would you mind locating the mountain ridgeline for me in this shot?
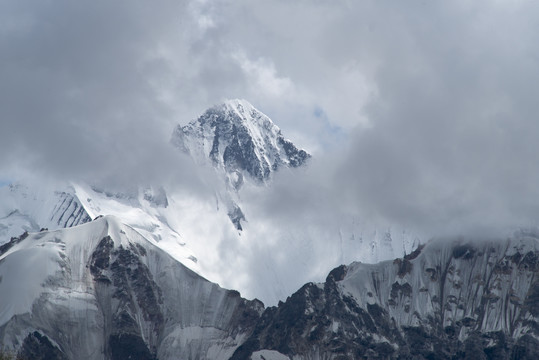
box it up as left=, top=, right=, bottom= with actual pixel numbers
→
left=0, top=100, right=538, bottom=359
left=0, top=216, right=263, bottom=360
left=233, top=235, right=539, bottom=359
left=0, top=223, right=537, bottom=359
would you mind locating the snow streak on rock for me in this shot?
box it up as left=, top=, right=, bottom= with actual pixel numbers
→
left=232, top=235, right=539, bottom=360
left=0, top=183, right=91, bottom=244
left=0, top=216, right=263, bottom=360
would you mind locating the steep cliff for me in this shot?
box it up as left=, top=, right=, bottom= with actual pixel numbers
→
left=0, top=216, right=263, bottom=360
left=233, top=235, right=539, bottom=359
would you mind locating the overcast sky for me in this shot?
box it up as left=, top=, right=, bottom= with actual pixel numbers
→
left=3, top=0, right=539, bottom=240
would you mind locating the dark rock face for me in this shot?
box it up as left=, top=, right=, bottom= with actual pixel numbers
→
left=0, top=231, right=28, bottom=257
left=45, top=219, right=263, bottom=359
left=228, top=204, right=246, bottom=231
left=232, top=237, right=539, bottom=360
left=277, top=137, right=310, bottom=169
left=18, top=331, right=67, bottom=360
left=109, top=333, right=155, bottom=360
left=232, top=279, right=402, bottom=359
left=89, top=237, right=164, bottom=359
left=221, top=121, right=268, bottom=181
left=90, top=236, right=114, bottom=282
left=50, top=191, right=91, bottom=228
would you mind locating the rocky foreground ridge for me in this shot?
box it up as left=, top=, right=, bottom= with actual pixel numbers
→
left=0, top=216, right=262, bottom=360
left=1, top=219, right=538, bottom=359
left=234, top=234, right=539, bottom=360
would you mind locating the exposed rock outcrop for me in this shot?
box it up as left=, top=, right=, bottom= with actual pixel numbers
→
left=232, top=235, right=539, bottom=359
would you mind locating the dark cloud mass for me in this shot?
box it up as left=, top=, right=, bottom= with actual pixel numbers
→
left=2, top=0, right=539, bottom=238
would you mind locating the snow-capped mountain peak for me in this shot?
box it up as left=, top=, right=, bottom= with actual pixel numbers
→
left=171, top=99, right=311, bottom=231
left=172, top=99, right=310, bottom=187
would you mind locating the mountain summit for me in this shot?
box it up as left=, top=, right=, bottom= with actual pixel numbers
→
left=172, top=99, right=310, bottom=189
left=172, top=100, right=311, bottom=231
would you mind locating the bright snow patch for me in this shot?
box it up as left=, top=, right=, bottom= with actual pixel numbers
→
left=251, top=350, right=290, bottom=360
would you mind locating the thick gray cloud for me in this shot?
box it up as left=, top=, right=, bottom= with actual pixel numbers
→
left=0, top=0, right=243, bottom=187
left=334, top=1, right=539, bottom=236
left=3, top=0, right=539, bottom=241
left=231, top=0, right=539, bottom=238
left=0, top=1, right=182, bottom=184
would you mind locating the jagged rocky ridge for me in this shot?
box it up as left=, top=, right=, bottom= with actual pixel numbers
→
left=173, top=99, right=310, bottom=186
left=233, top=234, right=539, bottom=360
left=1, top=219, right=537, bottom=359
left=0, top=184, right=91, bottom=243
left=0, top=216, right=263, bottom=360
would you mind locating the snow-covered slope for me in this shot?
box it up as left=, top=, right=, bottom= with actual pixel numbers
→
left=71, top=183, right=200, bottom=272
left=0, top=216, right=263, bottom=360
left=0, top=183, right=91, bottom=243
left=232, top=234, right=539, bottom=359
left=0, top=182, right=201, bottom=274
